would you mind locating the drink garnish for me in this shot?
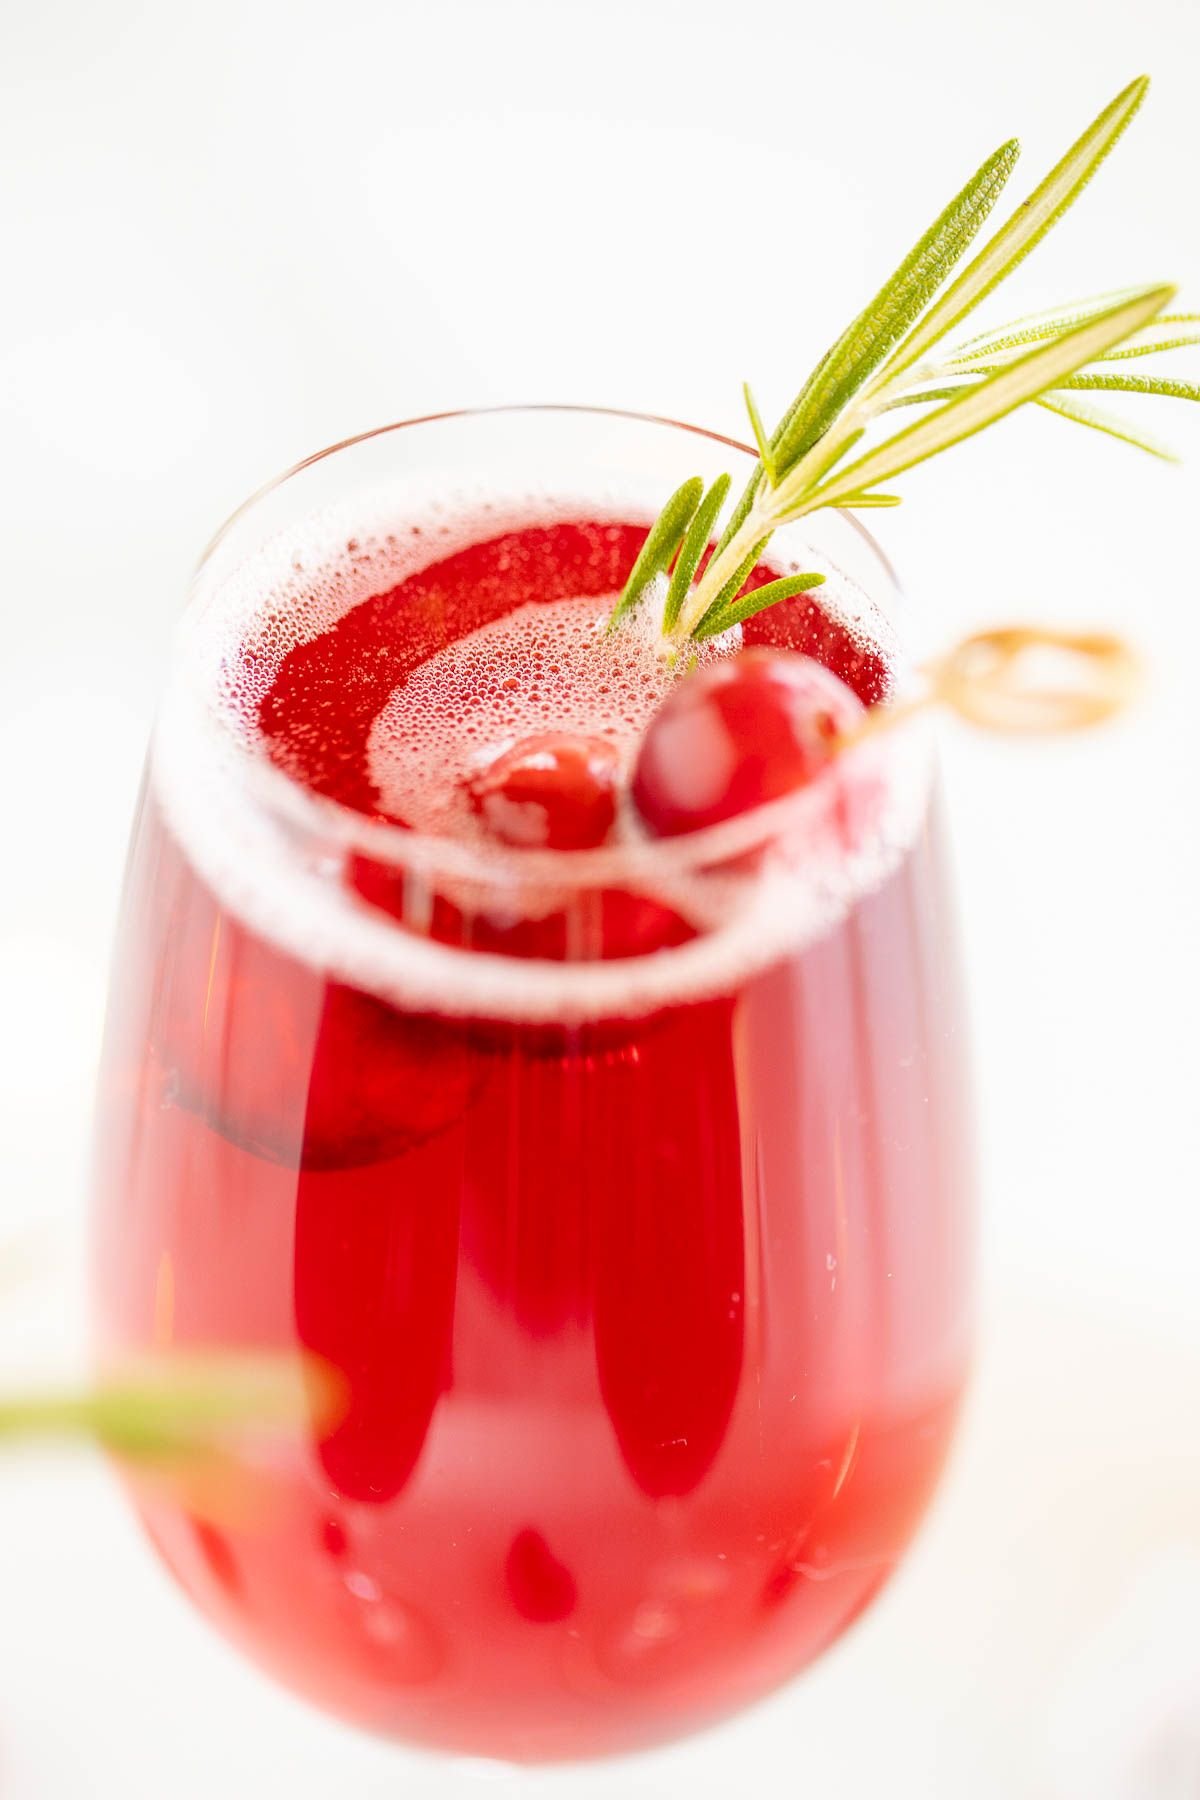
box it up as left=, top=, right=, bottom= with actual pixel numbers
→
left=466, top=731, right=621, bottom=849
left=611, top=77, right=1197, bottom=649
left=632, top=650, right=861, bottom=836
left=0, top=1352, right=343, bottom=1459
left=632, top=626, right=1139, bottom=837
left=859, top=623, right=1140, bottom=740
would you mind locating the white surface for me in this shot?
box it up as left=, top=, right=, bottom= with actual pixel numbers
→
left=1, top=1, right=1198, bottom=1794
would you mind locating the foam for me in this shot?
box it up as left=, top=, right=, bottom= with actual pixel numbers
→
left=367, top=592, right=734, bottom=844
left=153, top=477, right=935, bottom=1023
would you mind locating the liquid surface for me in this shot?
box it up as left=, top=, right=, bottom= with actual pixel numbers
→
left=367, top=595, right=699, bottom=844
left=153, top=506, right=918, bottom=1019
left=94, top=511, right=974, bottom=1760
left=252, top=512, right=889, bottom=837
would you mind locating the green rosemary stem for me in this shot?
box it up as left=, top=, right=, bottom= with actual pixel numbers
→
left=670, top=497, right=776, bottom=642
left=617, top=78, right=1194, bottom=652
left=669, top=389, right=876, bottom=641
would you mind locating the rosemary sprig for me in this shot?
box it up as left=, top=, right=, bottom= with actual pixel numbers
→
left=694, top=569, right=827, bottom=641
left=664, top=473, right=731, bottom=631
left=808, top=287, right=1173, bottom=508
left=0, top=1355, right=341, bottom=1458
left=947, top=298, right=1200, bottom=366
left=612, top=76, right=1196, bottom=648
left=607, top=476, right=704, bottom=631
left=770, top=137, right=1022, bottom=475
left=1034, top=391, right=1178, bottom=461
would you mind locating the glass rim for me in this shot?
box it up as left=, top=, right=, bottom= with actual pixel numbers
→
left=188, top=402, right=914, bottom=894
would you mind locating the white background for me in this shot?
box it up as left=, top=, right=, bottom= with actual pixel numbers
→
left=1, top=2, right=1198, bottom=1795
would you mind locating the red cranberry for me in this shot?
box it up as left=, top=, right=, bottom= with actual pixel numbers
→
left=632, top=648, right=865, bottom=837
left=504, top=1527, right=577, bottom=1623
left=160, top=874, right=476, bottom=1171
left=465, top=733, right=620, bottom=851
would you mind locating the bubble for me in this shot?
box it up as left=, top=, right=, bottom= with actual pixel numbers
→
left=344, top=1568, right=382, bottom=1601
left=366, top=592, right=729, bottom=847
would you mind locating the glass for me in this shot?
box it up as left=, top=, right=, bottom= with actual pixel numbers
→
left=91, top=406, right=975, bottom=1762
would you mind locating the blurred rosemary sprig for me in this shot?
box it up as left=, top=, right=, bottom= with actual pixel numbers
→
left=0, top=1355, right=339, bottom=1459
left=613, top=76, right=1197, bottom=648
left=1, top=1226, right=338, bottom=1460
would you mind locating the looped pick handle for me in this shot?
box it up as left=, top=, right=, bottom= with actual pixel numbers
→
left=924, top=626, right=1141, bottom=733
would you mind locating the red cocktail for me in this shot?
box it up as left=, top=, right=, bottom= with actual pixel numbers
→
left=92, top=407, right=974, bottom=1761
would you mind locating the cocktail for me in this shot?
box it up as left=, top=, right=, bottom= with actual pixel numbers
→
left=89, top=76, right=1193, bottom=1764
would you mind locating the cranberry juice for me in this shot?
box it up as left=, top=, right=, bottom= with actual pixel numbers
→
left=93, top=511, right=974, bottom=1760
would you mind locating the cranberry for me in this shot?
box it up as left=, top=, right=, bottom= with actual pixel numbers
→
left=465, top=733, right=620, bottom=851
left=160, top=878, right=476, bottom=1171
left=632, top=648, right=865, bottom=837
left=504, top=1528, right=578, bottom=1622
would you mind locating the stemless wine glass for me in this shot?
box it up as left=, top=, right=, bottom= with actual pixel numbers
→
left=91, top=406, right=974, bottom=1763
